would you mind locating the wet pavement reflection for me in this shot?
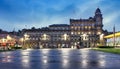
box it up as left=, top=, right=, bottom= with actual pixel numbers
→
left=0, top=48, right=120, bottom=69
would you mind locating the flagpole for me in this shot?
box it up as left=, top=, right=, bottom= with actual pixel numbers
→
left=113, top=25, right=115, bottom=47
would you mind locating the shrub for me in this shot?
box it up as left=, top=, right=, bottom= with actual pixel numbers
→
left=97, top=46, right=114, bottom=48
left=12, top=47, right=22, bottom=49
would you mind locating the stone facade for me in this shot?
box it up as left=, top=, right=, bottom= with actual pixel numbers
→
left=70, top=8, right=103, bottom=48
left=22, top=8, right=104, bottom=48
left=22, top=24, right=71, bottom=48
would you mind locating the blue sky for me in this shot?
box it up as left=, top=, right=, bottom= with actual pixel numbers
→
left=0, top=0, right=120, bottom=32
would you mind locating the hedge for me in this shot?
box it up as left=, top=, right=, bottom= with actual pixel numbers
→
left=97, top=46, right=114, bottom=48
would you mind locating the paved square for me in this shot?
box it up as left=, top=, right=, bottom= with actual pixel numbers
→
left=0, top=48, right=120, bottom=69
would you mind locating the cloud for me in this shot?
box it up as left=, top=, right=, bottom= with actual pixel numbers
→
left=104, top=14, right=119, bottom=24
left=103, top=11, right=120, bottom=31
left=0, top=0, right=120, bottom=32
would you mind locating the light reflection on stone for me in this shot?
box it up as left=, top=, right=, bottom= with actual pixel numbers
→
left=6, top=56, right=13, bottom=59
left=41, top=49, right=49, bottom=65
left=1, top=55, right=13, bottom=63
left=41, top=49, right=50, bottom=55
left=81, top=59, right=88, bottom=67
left=61, top=49, right=70, bottom=56
left=2, top=58, right=12, bottom=63
left=42, top=55, right=47, bottom=59
left=61, top=49, right=70, bottom=68
left=79, top=49, right=89, bottom=68
left=63, top=59, right=68, bottom=64
left=22, top=59, right=29, bottom=63
left=62, top=58, right=69, bottom=68
left=21, top=59, right=30, bottom=68
left=43, top=59, right=47, bottom=64
left=21, top=51, right=29, bottom=56
left=42, top=55, right=48, bottom=64
left=21, top=56, right=29, bottom=63
left=99, top=60, right=106, bottom=67
left=98, top=55, right=106, bottom=58
left=20, top=50, right=30, bottom=68
left=98, top=55, right=106, bottom=67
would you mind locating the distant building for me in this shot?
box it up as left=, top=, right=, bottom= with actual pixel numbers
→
left=22, top=8, right=105, bottom=48
left=0, top=32, right=15, bottom=50
left=0, top=30, right=22, bottom=50
left=104, top=32, right=120, bottom=46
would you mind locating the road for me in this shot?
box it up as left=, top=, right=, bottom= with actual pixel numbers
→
left=0, top=48, right=120, bottom=69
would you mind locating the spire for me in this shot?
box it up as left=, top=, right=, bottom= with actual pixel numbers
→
left=95, top=8, right=101, bottom=14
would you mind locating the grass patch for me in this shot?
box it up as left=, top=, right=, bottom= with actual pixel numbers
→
left=92, top=48, right=120, bottom=54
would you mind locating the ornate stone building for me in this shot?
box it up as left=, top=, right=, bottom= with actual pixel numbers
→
left=22, top=8, right=105, bottom=48
left=22, top=24, right=70, bottom=48
left=70, top=8, right=104, bottom=47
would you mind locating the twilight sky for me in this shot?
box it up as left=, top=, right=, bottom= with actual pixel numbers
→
left=0, top=0, right=120, bottom=32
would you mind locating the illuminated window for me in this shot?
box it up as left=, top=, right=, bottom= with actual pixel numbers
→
left=88, top=32, right=91, bottom=34
left=78, top=32, right=80, bottom=34
left=97, top=32, right=101, bottom=35
left=74, top=27, right=77, bottom=30
left=85, top=26, right=87, bottom=29
left=71, top=26, right=73, bottom=29
left=89, top=26, right=91, bottom=29
left=81, top=32, right=83, bottom=34
left=43, top=34, right=47, bottom=40
left=71, top=32, right=74, bottom=34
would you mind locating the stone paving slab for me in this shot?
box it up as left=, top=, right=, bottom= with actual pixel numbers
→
left=0, top=48, right=120, bottom=69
